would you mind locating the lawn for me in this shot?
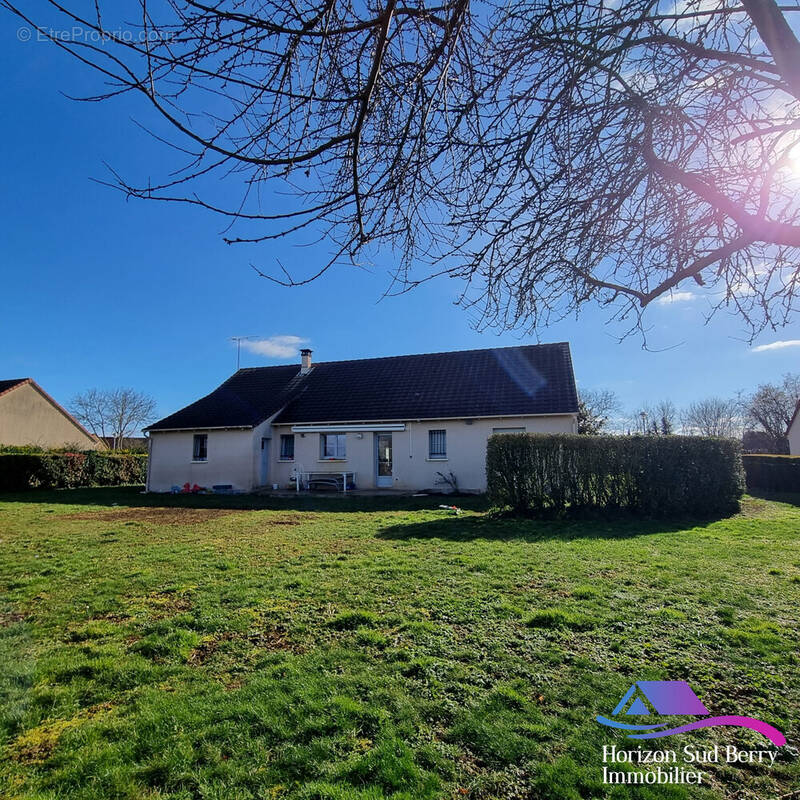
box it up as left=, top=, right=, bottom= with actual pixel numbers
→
left=0, top=488, right=798, bottom=800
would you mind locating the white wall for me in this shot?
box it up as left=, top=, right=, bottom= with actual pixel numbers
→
left=789, top=415, right=800, bottom=455
left=148, top=415, right=577, bottom=493
left=148, top=428, right=259, bottom=492
left=269, top=415, right=576, bottom=492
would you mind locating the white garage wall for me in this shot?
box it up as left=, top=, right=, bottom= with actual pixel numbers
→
left=148, top=428, right=258, bottom=492
left=788, top=416, right=800, bottom=455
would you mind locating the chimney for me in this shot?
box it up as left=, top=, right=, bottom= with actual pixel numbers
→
left=300, top=348, right=313, bottom=373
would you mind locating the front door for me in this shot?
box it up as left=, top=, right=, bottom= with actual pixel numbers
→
left=375, top=433, right=392, bottom=488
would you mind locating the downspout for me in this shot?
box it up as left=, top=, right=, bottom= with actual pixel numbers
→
left=145, top=434, right=153, bottom=492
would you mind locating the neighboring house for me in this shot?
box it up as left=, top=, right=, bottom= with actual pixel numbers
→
left=145, top=343, right=579, bottom=493
left=0, top=378, right=105, bottom=450
left=742, top=429, right=789, bottom=455
left=789, top=402, right=800, bottom=455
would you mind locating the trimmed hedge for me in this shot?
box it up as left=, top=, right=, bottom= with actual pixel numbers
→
left=486, top=434, right=744, bottom=516
left=742, top=454, right=800, bottom=493
left=0, top=452, right=147, bottom=491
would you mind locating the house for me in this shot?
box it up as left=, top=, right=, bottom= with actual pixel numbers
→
left=789, top=401, right=800, bottom=455
left=145, top=343, right=579, bottom=493
left=0, top=378, right=105, bottom=450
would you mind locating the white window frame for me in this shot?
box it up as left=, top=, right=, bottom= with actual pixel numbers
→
left=192, top=433, right=208, bottom=462
left=492, top=427, right=526, bottom=434
left=279, top=434, right=295, bottom=461
left=320, top=433, right=346, bottom=460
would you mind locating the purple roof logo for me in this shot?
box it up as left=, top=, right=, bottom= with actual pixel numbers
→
left=614, top=681, right=709, bottom=717
left=597, top=680, right=786, bottom=746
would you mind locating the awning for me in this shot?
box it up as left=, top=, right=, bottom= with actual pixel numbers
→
left=289, top=423, right=406, bottom=433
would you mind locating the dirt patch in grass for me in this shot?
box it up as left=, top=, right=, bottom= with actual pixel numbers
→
left=188, top=628, right=299, bottom=665
left=10, top=702, right=115, bottom=763
left=135, top=590, right=193, bottom=618
left=738, top=496, right=771, bottom=518
left=0, top=610, right=27, bottom=627
left=187, top=631, right=237, bottom=664
left=62, top=507, right=241, bottom=525
left=61, top=508, right=316, bottom=526
left=268, top=513, right=315, bottom=525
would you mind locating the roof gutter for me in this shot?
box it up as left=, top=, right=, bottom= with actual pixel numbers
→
left=144, top=425, right=254, bottom=433
left=279, top=412, right=577, bottom=427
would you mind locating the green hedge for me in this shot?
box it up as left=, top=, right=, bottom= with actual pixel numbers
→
left=742, top=454, right=800, bottom=493
left=486, top=434, right=744, bottom=516
left=0, top=452, right=147, bottom=491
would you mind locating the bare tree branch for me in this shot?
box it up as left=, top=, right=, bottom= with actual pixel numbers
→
left=6, top=0, right=800, bottom=338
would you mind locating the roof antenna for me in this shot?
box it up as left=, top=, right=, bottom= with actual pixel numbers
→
left=230, top=335, right=259, bottom=370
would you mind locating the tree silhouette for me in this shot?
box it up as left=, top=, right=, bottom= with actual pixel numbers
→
left=6, top=0, right=800, bottom=335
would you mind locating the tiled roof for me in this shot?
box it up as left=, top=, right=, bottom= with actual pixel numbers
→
left=146, top=364, right=303, bottom=431
left=0, top=378, right=29, bottom=397
left=146, top=344, right=578, bottom=431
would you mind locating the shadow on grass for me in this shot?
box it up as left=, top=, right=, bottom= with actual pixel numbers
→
left=746, top=489, right=800, bottom=507
left=0, top=485, right=492, bottom=514
left=377, top=508, right=724, bottom=542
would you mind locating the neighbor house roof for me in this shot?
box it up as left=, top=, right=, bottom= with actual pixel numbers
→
left=0, top=378, right=28, bottom=398
left=0, top=377, right=100, bottom=443
left=146, top=343, right=578, bottom=431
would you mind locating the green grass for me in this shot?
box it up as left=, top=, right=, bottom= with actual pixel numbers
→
left=0, top=487, right=798, bottom=799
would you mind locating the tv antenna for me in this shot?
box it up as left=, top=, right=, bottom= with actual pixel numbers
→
left=230, top=335, right=259, bottom=369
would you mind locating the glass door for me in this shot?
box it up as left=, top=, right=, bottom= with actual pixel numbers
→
left=376, top=433, right=393, bottom=488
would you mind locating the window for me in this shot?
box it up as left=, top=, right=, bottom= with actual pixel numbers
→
left=192, top=434, right=208, bottom=461
left=492, top=427, right=526, bottom=434
left=279, top=434, right=295, bottom=460
left=428, top=429, right=447, bottom=459
left=320, top=433, right=346, bottom=459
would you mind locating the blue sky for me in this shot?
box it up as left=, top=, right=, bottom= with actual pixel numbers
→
left=2, top=13, right=799, bottom=427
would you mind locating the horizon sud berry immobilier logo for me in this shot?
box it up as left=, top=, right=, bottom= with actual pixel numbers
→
left=595, top=680, right=787, bottom=786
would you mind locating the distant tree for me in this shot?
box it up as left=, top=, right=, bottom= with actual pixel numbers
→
left=743, top=373, right=800, bottom=448
left=8, top=0, right=800, bottom=336
left=653, top=400, right=677, bottom=436
left=629, top=409, right=648, bottom=436
left=742, top=429, right=788, bottom=454
left=627, top=400, right=676, bottom=435
left=682, top=398, right=740, bottom=438
left=577, top=389, right=622, bottom=435
left=71, top=388, right=156, bottom=450
left=70, top=388, right=110, bottom=441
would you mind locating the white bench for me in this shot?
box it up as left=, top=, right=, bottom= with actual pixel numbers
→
left=295, top=470, right=356, bottom=493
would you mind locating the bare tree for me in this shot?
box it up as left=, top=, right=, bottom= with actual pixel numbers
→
left=682, top=397, right=741, bottom=438
left=743, top=372, right=800, bottom=443
left=653, top=400, right=677, bottom=435
left=6, top=1, right=800, bottom=336
left=70, top=388, right=111, bottom=441
left=628, top=400, right=675, bottom=435
left=71, top=388, right=156, bottom=449
left=577, top=388, right=622, bottom=434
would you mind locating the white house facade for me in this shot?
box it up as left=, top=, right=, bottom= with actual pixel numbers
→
left=145, top=344, right=579, bottom=493
left=788, top=402, right=800, bottom=455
